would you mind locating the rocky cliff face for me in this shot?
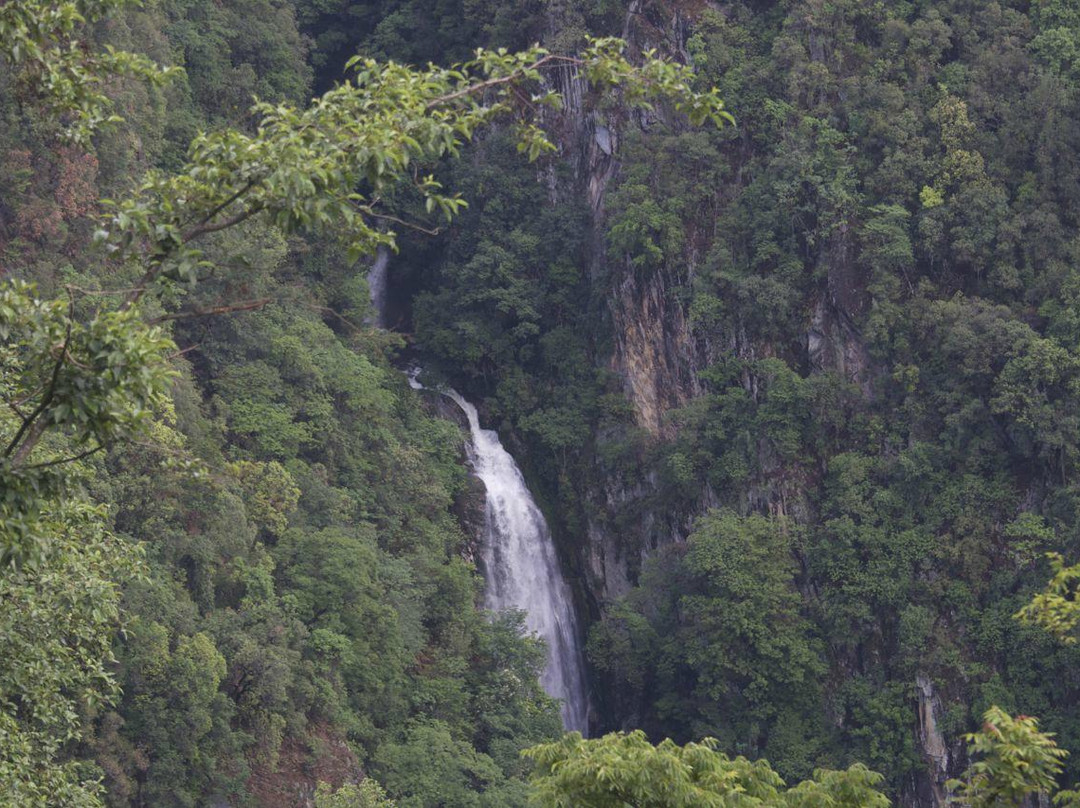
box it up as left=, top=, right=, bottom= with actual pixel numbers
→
left=544, top=3, right=963, bottom=803
left=610, top=259, right=703, bottom=438
left=548, top=0, right=833, bottom=591
left=915, top=675, right=953, bottom=808
left=539, top=0, right=717, bottom=604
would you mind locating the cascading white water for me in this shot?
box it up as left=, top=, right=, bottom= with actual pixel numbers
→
left=449, top=390, right=590, bottom=732
left=365, top=246, right=390, bottom=327
left=408, top=372, right=589, bottom=732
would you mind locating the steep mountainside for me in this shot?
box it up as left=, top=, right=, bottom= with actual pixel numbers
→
left=4, top=0, right=1080, bottom=806
left=397, top=1, right=1080, bottom=805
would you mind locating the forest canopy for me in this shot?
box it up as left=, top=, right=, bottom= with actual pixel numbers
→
left=4, top=0, right=1080, bottom=806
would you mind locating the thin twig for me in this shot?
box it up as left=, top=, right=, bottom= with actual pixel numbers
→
left=64, top=284, right=145, bottom=297
left=21, top=444, right=104, bottom=470
left=11, top=381, right=50, bottom=411
left=357, top=206, right=442, bottom=236
left=6, top=400, right=27, bottom=422
left=425, top=54, right=580, bottom=110
left=509, top=84, right=539, bottom=114
left=124, top=203, right=262, bottom=310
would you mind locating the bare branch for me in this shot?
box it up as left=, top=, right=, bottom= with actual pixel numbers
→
left=179, top=207, right=262, bottom=245
left=6, top=295, right=74, bottom=463
left=308, top=304, right=367, bottom=334
left=64, top=284, right=146, bottom=298
left=149, top=298, right=272, bottom=323
left=180, top=178, right=259, bottom=238
left=6, top=400, right=28, bottom=422
left=124, top=202, right=263, bottom=310
left=166, top=344, right=203, bottom=360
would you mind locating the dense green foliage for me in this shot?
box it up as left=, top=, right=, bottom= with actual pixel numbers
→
left=947, top=707, right=1078, bottom=808
left=0, top=1, right=727, bottom=804
left=396, top=0, right=1080, bottom=801
left=1, top=5, right=567, bottom=793
left=315, top=780, right=397, bottom=808
left=0, top=0, right=177, bottom=144
left=1017, top=553, right=1080, bottom=642
left=6, top=0, right=1080, bottom=805
left=0, top=501, right=141, bottom=806
left=520, top=717, right=1080, bottom=808
left=525, top=730, right=890, bottom=808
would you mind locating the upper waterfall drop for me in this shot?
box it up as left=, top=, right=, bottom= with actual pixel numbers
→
left=408, top=371, right=589, bottom=733
left=365, top=246, right=390, bottom=328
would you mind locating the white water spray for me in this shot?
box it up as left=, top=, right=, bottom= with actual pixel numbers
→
left=409, top=372, right=589, bottom=732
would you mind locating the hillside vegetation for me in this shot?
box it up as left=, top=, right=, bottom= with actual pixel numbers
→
left=3, top=0, right=1080, bottom=806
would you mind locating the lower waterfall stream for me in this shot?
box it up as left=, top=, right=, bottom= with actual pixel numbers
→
left=409, top=373, right=589, bottom=733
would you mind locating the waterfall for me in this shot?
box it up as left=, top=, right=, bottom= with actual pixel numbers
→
left=409, top=372, right=589, bottom=732
left=365, top=246, right=390, bottom=327
left=449, top=390, right=590, bottom=733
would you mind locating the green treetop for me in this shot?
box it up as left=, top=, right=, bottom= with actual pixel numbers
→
left=524, top=730, right=890, bottom=808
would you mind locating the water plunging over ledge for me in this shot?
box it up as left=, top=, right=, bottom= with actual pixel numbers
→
left=364, top=246, right=390, bottom=328
left=409, top=372, right=589, bottom=732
